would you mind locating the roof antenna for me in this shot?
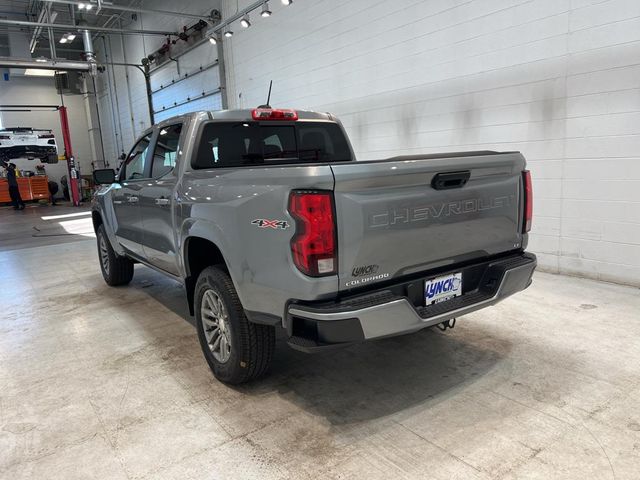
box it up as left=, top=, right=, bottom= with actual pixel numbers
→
left=258, top=80, right=272, bottom=109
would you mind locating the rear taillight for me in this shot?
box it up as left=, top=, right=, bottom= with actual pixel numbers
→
left=288, top=191, right=337, bottom=277
left=38, top=134, right=55, bottom=139
left=252, top=108, right=298, bottom=121
left=523, top=170, right=533, bottom=233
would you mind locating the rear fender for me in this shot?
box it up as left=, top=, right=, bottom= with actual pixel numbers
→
left=179, top=218, right=247, bottom=312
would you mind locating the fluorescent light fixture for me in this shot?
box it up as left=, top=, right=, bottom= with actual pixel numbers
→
left=60, top=32, right=76, bottom=43
left=85, top=4, right=93, bottom=10
left=224, top=30, right=233, bottom=38
left=35, top=57, right=47, bottom=63
left=24, top=69, right=56, bottom=76
left=261, top=2, right=272, bottom=17
left=78, top=2, right=86, bottom=8
left=240, top=15, right=251, bottom=28
left=281, top=0, right=292, bottom=5
left=208, top=36, right=217, bottom=45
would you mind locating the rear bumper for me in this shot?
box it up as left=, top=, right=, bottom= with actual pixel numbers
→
left=286, top=252, right=536, bottom=352
left=0, top=145, right=56, bottom=160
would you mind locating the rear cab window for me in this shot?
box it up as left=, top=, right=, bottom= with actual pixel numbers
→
left=193, top=121, right=351, bottom=169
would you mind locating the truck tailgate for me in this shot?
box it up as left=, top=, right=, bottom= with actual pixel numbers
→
left=330, top=152, right=526, bottom=291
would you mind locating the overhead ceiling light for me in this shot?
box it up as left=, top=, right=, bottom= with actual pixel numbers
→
left=224, top=29, right=233, bottom=38
left=208, top=36, right=217, bottom=45
left=59, top=33, right=76, bottom=44
left=78, top=2, right=85, bottom=8
left=281, top=0, right=292, bottom=5
left=85, top=4, right=93, bottom=10
left=24, top=69, right=55, bottom=77
left=240, top=15, right=251, bottom=28
left=35, top=57, right=47, bottom=63
left=261, top=2, right=272, bottom=17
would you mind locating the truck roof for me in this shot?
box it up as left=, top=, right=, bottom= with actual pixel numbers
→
left=154, top=109, right=338, bottom=128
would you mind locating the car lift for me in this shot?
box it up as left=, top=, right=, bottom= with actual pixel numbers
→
left=0, top=103, right=81, bottom=206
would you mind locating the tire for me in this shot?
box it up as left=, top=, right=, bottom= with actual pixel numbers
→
left=195, top=266, right=275, bottom=384
left=97, top=224, right=134, bottom=286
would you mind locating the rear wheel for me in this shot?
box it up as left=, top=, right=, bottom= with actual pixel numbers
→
left=97, top=224, right=134, bottom=286
left=195, top=266, right=275, bottom=384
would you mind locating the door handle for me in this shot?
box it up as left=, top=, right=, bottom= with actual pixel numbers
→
left=155, top=197, right=170, bottom=206
left=127, top=195, right=139, bottom=203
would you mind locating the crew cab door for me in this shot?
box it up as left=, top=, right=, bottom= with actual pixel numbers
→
left=112, top=131, right=153, bottom=257
left=137, top=123, right=184, bottom=275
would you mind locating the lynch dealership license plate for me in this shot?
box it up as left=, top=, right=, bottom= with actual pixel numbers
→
left=425, top=272, right=462, bottom=305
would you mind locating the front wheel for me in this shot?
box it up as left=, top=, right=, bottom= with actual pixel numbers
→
left=195, top=266, right=275, bottom=384
left=96, top=224, right=134, bottom=286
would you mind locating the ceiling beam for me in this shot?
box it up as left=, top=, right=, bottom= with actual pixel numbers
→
left=0, top=18, right=178, bottom=36
left=41, top=0, right=212, bottom=21
left=0, top=56, right=93, bottom=71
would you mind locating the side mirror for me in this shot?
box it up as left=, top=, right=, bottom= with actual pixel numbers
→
left=42, top=153, right=59, bottom=164
left=93, top=168, right=116, bottom=185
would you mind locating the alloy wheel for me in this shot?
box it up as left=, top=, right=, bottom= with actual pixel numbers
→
left=201, top=288, right=232, bottom=363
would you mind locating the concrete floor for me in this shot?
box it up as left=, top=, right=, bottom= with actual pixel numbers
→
left=1, top=205, right=640, bottom=479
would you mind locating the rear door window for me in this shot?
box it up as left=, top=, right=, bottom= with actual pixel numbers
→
left=150, top=124, right=182, bottom=178
left=194, top=121, right=352, bottom=169
left=121, top=133, right=153, bottom=181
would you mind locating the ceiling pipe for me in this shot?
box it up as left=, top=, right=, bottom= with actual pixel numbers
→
left=0, top=18, right=178, bottom=36
left=42, top=0, right=211, bottom=21
left=0, top=56, right=93, bottom=71
left=81, top=28, right=95, bottom=63
left=46, top=4, right=57, bottom=60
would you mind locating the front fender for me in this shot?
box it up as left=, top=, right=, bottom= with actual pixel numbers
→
left=93, top=186, right=125, bottom=257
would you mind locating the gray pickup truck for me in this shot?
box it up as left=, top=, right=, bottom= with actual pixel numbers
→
left=92, top=108, right=536, bottom=384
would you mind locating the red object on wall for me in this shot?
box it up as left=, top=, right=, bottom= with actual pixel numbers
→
left=59, top=106, right=81, bottom=207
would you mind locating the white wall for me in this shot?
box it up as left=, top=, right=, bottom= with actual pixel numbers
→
left=219, top=0, right=640, bottom=287
left=0, top=76, right=93, bottom=189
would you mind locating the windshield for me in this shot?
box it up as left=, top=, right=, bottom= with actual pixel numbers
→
left=193, top=121, right=352, bottom=169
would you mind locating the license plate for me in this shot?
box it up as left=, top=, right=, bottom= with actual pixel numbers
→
left=425, top=272, right=462, bottom=305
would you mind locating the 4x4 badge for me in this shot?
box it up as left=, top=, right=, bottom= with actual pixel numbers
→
left=251, top=219, right=289, bottom=230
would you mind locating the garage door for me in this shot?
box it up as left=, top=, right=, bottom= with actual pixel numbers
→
left=150, top=42, right=223, bottom=123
